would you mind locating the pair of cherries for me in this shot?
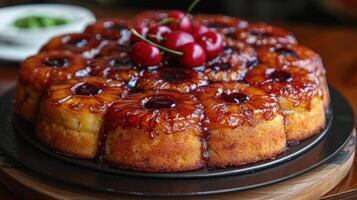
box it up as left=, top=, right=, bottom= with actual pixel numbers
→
left=130, top=11, right=224, bottom=68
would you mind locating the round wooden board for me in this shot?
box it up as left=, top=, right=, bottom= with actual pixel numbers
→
left=0, top=129, right=355, bottom=200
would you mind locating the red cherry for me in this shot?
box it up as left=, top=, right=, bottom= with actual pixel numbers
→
left=179, top=42, right=206, bottom=68
left=147, top=25, right=172, bottom=44
left=167, top=10, right=193, bottom=31
left=198, top=30, right=223, bottom=60
left=192, top=24, right=209, bottom=40
left=131, top=26, right=148, bottom=44
left=131, top=41, right=162, bottom=67
left=164, top=31, right=195, bottom=50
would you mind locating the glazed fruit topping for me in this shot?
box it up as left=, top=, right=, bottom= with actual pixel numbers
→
left=130, top=26, right=149, bottom=44
left=66, top=37, right=89, bottom=48
left=250, top=30, right=273, bottom=38
left=270, top=70, right=293, bottom=82
left=147, top=25, right=172, bottom=43
left=43, top=57, right=69, bottom=68
left=221, top=92, right=249, bottom=104
left=143, top=97, right=176, bottom=109
left=130, top=41, right=162, bottom=67
left=192, top=24, right=209, bottom=39
left=198, top=30, right=223, bottom=59
left=166, top=10, right=193, bottom=32
left=109, top=57, right=133, bottom=69
left=164, top=31, right=195, bottom=50
left=273, top=47, right=298, bottom=57
left=129, top=6, right=225, bottom=68
left=179, top=42, right=206, bottom=68
left=160, top=68, right=189, bottom=82
left=73, top=83, right=103, bottom=96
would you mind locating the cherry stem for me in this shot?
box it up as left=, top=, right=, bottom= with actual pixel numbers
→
left=187, top=0, right=201, bottom=14
left=130, top=28, right=184, bottom=56
left=158, top=18, right=177, bottom=25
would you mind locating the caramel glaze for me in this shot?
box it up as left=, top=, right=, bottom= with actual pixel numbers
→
left=230, top=23, right=297, bottom=46
left=102, top=90, right=208, bottom=162
left=194, top=15, right=248, bottom=35
left=245, top=64, right=322, bottom=110
left=79, top=52, right=139, bottom=83
left=138, top=66, right=209, bottom=93
left=194, top=82, right=279, bottom=128
left=19, top=50, right=87, bottom=92
left=40, top=33, right=108, bottom=59
left=84, top=19, right=132, bottom=46
left=21, top=12, right=329, bottom=168
left=130, top=10, right=169, bottom=27
left=44, top=77, right=126, bottom=161
left=257, top=43, right=325, bottom=76
left=47, top=77, right=126, bottom=113
left=204, top=42, right=257, bottom=82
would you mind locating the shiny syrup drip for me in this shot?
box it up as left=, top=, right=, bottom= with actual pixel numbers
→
left=274, top=47, right=298, bottom=57
left=143, top=97, right=176, bottom=109
left=43, top=58, right=69, bottom=68
left=221, top=92, right=249, bottom=104
left=160, top=69, right=189, bottom=83
left=201, top=125, right=210, bottom=163
left=270, top=70, right=293, bottom=82
left=74, top=83, right=102, bottom=96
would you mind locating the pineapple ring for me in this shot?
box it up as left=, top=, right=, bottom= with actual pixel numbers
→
left=194, top=82, right=280, bottom=128
left=194, top=82, right=286, bottom=167
left=194, top=14, right=248, bottom=34
left=103, top=90, right=205, bottom=172
left=229, top=23, right=297, bottom=46
left=258, top=43, right=324, bottom=76
left=41, top=33, right=105, bottom=58
left=245, top=64, right=326, bottom=141
left=80, top=53, right=139, bottom=83
left=138, top=67, right=208, bottom=93
left=204, top=42, right=257, bottom=82
left=15, top=50, right=87, bottom=121
left=36, top=77, right=126, bottom=158
left=96, top=41, right=130, bottom=57
left=84, top=19, right=131, bottom=46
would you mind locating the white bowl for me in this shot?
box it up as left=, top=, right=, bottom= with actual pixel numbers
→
left=0, top=4, right=96, bottom=48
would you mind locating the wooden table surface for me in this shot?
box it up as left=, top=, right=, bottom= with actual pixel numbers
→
left=0, top=6, right=356, bottom=200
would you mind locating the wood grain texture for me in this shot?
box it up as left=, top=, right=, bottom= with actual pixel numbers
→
left=0, top=130, right=354, bottom=200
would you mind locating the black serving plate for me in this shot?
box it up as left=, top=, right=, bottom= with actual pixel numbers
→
left=0, top=87, right=354, bottom=196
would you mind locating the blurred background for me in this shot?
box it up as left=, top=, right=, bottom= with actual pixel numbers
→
left=1, top=0, right=357, bottom=25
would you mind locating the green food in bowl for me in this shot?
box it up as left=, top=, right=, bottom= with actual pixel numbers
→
left=14, top=15, right=70, bottom=29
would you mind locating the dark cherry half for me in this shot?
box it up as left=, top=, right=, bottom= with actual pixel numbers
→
left=221, top=92, right=250, bottom=104
left=43, top=57, right=69, bottom=68
left=73, top=83, right=103, bottom=96
left=143, top=97, right=176, bottom=109
left=270, top=70, right=293, bottom=82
